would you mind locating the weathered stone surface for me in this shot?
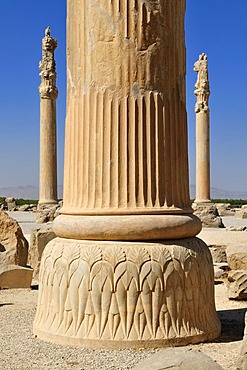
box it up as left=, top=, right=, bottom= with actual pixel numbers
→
left=236, top=312, right=247, bottom=370
left=193, top=204, right=224, bottom=228
left=227, top=270, right=247, bottom=300
left=34, top=0, right=220, bottom=349
left=28, top=226, right=56, bottom=279
left=226, top=245, right=247, bottom=270
left=5, top=197, right=16, bottom=211
left=38, top=26, right=58, bottom=207
left=132, top=347, right=224, bottom=370
left=0, top=210, right=28, bottom=266
left=194, top=54, right=211, bottom=204
left=226, top=226, right=247, bottom=232
left=18, top=204, right=37, bottom=212
left=216, top=203, right=235, bottom=217
left=235, top=209, right=247, bottom=219
left=209, top=245, right=227, bottom=263
left=214, top=263, right=228, bottom=280
left=36, top=204, right=60, bottom=223
left=34, top=238, right=220, bottom=348
left=0, top=265, right=33, bottom=289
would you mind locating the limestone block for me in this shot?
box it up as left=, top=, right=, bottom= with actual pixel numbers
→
left=34, top=237, right=220, bottom=348
left=132, top=347, right=224, bottom=370
left=0, top=264, right=33, bottom=289
left=226, top=226, right=247, bottom=231
left=28, top=226, right=56, bottom=279
left=216, top=203, right=235, bottom=217
left=214, top=263, right=228, bottom=280
left=227, top=270, right=247, bottom=300
left=36, top=204, right=60, bottom=223
left=236, top=312, right=247, bottom=370
left=209, top=245, right=227, bottom=263
left=193, top=205, right=224, bottom=228
left=226, top=245, right=247, bottom=270
left=0, top=210, right=28, bottom=266
left=235, top=209, right=247, bottom=219
left=5, top=197, right=16, bottom=211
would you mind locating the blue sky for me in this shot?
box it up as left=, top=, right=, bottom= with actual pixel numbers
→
left=0, top=1, right=246, bottom=193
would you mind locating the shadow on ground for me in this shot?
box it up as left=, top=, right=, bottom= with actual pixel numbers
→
left=214, top=308, right=247, bottom=343
left=0, top=303, right=14, bottom=307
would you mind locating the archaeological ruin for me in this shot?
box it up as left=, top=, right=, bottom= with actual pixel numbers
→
left=38, top=27, right=58, bottom=209
left=194, top=53, right=211, bottom=204
left=33, top=0, right=221, bottom=348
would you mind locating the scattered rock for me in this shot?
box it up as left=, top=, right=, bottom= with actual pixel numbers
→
left=0, top=264, right=33, bottom=289
left=132, top=347, right=224, bottom=370
left=235, top=209, right=247, bottom=219
left=209, top=245, right=227, bottom=263
left=214, top=266, right=225, bottom=279
left=214, top=263, right=229, bottom=279
left=36, top=202, right=62, bottom=223
left=226, top=245, right=247, bottom=270
left=18, top=204, right=37, bottom=212
left=226, top=226, right=247, bottom=231
left=227, top=270, right=247, bottom=300
left=5, top=197, right=16, bottom=211
left=0, top=210, right=28, bottom=266
left=216, top=203, right=235, bottom=217
left=193, top=204, right=225, bottom=228
left=236, top=312, right=247, bottom=370
left=28, top=226, right=56, bottom=279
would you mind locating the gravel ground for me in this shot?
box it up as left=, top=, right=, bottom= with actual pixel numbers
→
left=0, top=281, right=246, bottom=370
left=0, top=287, right=155, bottom=370
left=1, top=213, right=246, bottom=370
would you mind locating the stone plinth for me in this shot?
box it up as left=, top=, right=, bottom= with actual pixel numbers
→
left=34, top=238, right=220, bottom=348
left=28, top=226, right=56, bottom=279
left=0, top=265, right=33, bottom=290
left=34, top=0, right=220, bottom=348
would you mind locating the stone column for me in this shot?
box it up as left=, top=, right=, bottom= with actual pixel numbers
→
left=34, top=1, right=220, bottom=348
left=194, top=53, right=211, bottom=204
left=38, top=27, right=58, bottom=207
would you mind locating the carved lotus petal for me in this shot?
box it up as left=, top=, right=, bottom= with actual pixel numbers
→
left=63, top=244, right=80, bottom=262
left=51, top=243, right=64, bottom=261
left=127, top=247, right=150, bottom=269
left=81, top=245, right=102, bottom=267
left=42, top=241, right=54, bottom=260
left=103, top=246, right=126, bottom=268
left=152, top=246, right=172, bottom=265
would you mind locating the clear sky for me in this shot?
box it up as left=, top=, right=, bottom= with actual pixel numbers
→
left=0, top=1, right=246, bottom=192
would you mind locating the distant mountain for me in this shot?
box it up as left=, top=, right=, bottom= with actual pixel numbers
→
left=0, top=184, right=246, bottom=201
left=0, top=185, right=63, bottom=200
left=190, top=185, right=247, bottom=200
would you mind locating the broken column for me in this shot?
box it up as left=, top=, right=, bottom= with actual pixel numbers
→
left=194, top=53, right=211, bottom=204
left=34, top=1, right=220, bottom=348
left=38, top=27, right=58, bottom=209
left=193, top=54, right=223, bottom=227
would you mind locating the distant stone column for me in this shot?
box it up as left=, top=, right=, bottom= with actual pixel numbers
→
left=38, top=27, right=58, bottom=207
left=34, top=1, right=220, bottom=348
left=194, top=53, right=211, bottom=204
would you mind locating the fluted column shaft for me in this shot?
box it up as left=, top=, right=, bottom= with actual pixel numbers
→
left=39, top=27, right=58, bottom=206
left=194, top=53, right=211, bottom=203
left=54, top=0, right=201, bottom=240
left=33, top=1, right=220, bottom=349
left=196, top=111, right=210, bottom=202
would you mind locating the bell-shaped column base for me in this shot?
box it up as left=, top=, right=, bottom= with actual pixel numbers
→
left=33, top=237, right=220, bottom=349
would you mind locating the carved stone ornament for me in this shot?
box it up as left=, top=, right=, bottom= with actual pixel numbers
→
left=39, top=26, right=58, bottom=100
left=194, top=53, right=210, bottom=113
left=33, top=237, right=221, bottom=348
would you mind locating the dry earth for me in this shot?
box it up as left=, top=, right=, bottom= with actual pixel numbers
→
left=0, top=213, right=246, bottom=370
